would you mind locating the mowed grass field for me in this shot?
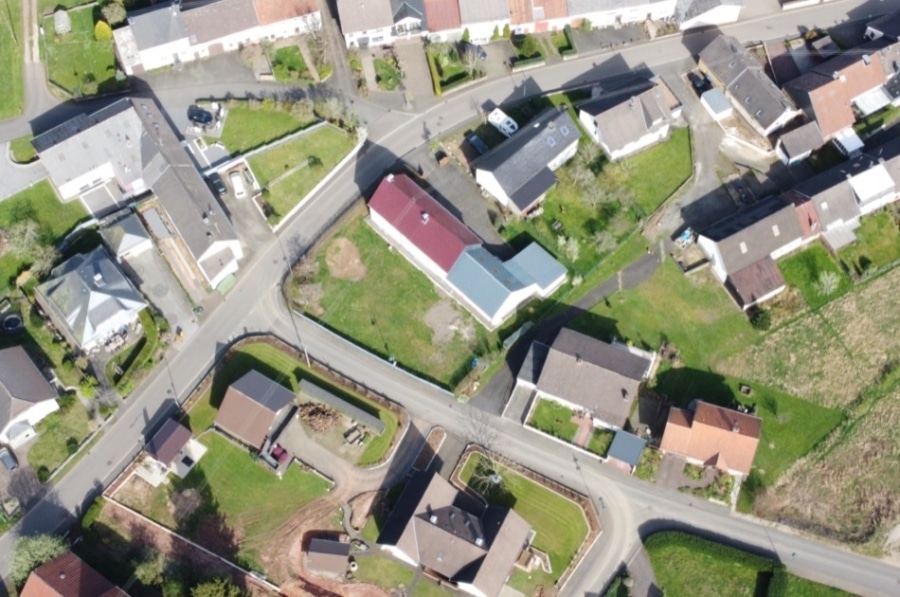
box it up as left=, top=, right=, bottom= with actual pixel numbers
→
left=459, top=453, right=588, bottom=594
left=0, top=0, right=23, bottom=119
left=645, top=532, right=855, bottom=597
left=42, top=8, right=122, bottom=96
left=839, top=211, right=900, bottom=273
left=778, top=243, right=851, bottom=310
left=27, top=401, right=93, bottom=475
left=216, top=106, right=315, bottom=154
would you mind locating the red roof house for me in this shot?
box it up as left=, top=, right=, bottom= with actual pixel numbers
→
left=368, top=174, right=480, bottom=274
left=424, top=0, right=462, bottom=32
left=660, top=401, right=761, bottom=476
left=21, top=552, right=127, bottom=597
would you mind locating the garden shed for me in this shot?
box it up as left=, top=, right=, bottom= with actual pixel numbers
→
left=54, top=10, right=71, bottom=35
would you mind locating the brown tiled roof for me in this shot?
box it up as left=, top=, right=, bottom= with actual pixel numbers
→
left=146, top=418, right=192, bottom=466
left=21, top=552, right=127, bottom=597
left=537, top=328, right=653, bottom=428
left=726, top=256, right=786, bottom=309
left=253, top=0, right=317, bottom=25
left=424, top=0, right=461, bottom=31
left=660, top=402, right=761, bottom=475
left=786, top=53, right=887, bottom=139
left=214, top=370, right=294, bottom=449
left=533, top=0, right=567, bottom=20
left=509, top=0, right=533, bottom=25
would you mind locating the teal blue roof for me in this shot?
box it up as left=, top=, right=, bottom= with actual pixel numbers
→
left=505, top=243, right=567, bottom=292
left=447, top=246, right=528, bottom=319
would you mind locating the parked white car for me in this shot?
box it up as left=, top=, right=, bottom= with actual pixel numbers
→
left=488, top=108, right=518, bottom=137
left=230, top=171, right=247, bottom=199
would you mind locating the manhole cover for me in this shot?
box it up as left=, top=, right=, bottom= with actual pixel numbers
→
left=152, top=283, right=168, bottom=297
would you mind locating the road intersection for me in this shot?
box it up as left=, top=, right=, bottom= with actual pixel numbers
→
left=3, top=0, right=900, bottom=594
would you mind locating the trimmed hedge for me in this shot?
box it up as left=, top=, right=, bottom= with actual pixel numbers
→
left=426, top=50, right=443, bottom=97
left=561, top=25, right=578, bottom=57
left=511, top=56, right=546, bottom=70
left=644, top=531, right=774, bottom=571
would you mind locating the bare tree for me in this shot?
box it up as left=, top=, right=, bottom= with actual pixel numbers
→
left=592, top=230, right=616, bottom=254
left=30, top=245, right=58, bottom=277
left=290, top=97, right=316, bottom=123
left=464, top=405, right=499, bottom=452
left=6, top=220, right=40, bottom=258
left=815, top=271, right=841, bottom=296
left=462, top=48, right=479, bottom=78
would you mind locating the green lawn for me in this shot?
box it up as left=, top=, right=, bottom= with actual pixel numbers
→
left=528, top=399, right=577, bottom=441
left=839, top=211, right=900, bottom=274
left=551, top=31, right=573, bottom=53
left=296, top=214, right=500, bottom=389
left=427, top=44, right=476, bottom=93
left=353, top=554, right=414, bottom=589
left=9, top=134, right=36, bottom=163
left=373, top=58, right=402, bottom=90
left=645, top=531, right=855, bottom=597
left=634, top=448, right=661, bottom=481
left=459, top=453, right=588, bottom=593
left=183, top=341, right=399, bottom=466
left=0, top=180, right=88, bottom=294
left=42, top=9, right=124, bottom=97
left=587, top=428, right=614, bottom=457
left=779, top=243, right=851, bottom=310
left=272, top=46, right=309, bottom=82
left=218, top=105, right=315, bottom=154
left=248, top=124, right=355, bottom=225
left=854, top=103, right=900, bottom=138
left=28, top=401, right=93, bottom=477
left=623, top=127, right=692, bottom=214
left=160, top=432, right=330, bottom=572
left=412, top=579, right=453, bottom=597
left=0, top=0, right=23, bottom=119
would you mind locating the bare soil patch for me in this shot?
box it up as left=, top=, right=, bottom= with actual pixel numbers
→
left=348, top=491, right=380, bottom=530
left=171, top=488, right=202, bottom=525
left=326, top=238, right=366, bottom=281
left=424, top=299, right=474, bottom=345
left=115, top=475, right=177, bottom=528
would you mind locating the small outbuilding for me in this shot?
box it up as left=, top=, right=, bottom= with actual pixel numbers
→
left=54, top=10, right=71, bottom=35
left=306, top=538, right=350, bottom=578
left=605, top=431, right=647, bottom=475
left=701, top=88, right=733, bottom=121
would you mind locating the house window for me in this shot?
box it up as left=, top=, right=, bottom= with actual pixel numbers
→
left=772, top=224, right=780, bottom=237
left=739, top=241, right=748, bottom=254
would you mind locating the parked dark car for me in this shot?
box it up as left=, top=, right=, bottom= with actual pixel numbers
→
left=188, top=105, right=214, bottom=126
left=462, top=42, right=487, bottom=61
left=208, top=173, right=227, bottom=196
left=687, top=71, right=712, bottom=96
left=464, top=130, right=489, bottom=155
left=0, top=447, right=17, bottom=471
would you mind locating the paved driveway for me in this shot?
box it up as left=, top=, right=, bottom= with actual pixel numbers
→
left=0, top=147, right=47, bottom=201
left=394, top=40, right=433, bottom=99
left=122, top=248, right=199, bottom=339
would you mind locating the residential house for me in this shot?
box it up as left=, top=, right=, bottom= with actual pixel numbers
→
left=137, top=418, right=207, bottom=486
left=100, top=212, right=154, bottom=262
left=698, top=35, right=800, bottom=137
left=215, top=370, right=295, bottom=452
left=508, top=0, right=569, bottom=36
left=367, top=174, right=566, bottom=329
left=32, top=98, right=244, bottom=290
left=0, top=347, right=59, bottom=449
left=865, top=10, right=900, bottom=41
left=20, top=552, right=128, bottom=597
left=674, top=0, right=743, bottom=30
left=566, top=0, right=676, bottom=30
left=424, top=0, right=463, bottom=41
left=456, top=0, right=510, bottom=44
left=306, top=538, right=351, bottom=578
left=605, top=430, right=647, bottom=474
left=578, top=78, right=680, bottom=161
left=391, top=0, right=427, bottom=37
left=336, top=0, right=395, bottom=46
left=696, top=196, right=805, bottom=310
left=531, top=328, right=657, bottom=430
left=473, top=108, right=579, bottom=216
left=377, top=471, right=532, bottom=597
left=785, top=51, right=888, bottom=143
left=114, top=0, right=320, bottom=75
left=775, top=121, right=825, bottom=165
left=660, top=401, right=761, bottom=476
left=35, top=247, right=147, bottom=352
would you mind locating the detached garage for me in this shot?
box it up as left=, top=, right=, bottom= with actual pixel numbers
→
left=701, top=88, right=733, bottom=121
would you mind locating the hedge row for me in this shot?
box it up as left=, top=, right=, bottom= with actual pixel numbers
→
left=561, top=25, right=578, bottom=57
left=512, top=55, right=546, bottom=71
left=426, top=50, right=443, bottom=97
left=113, top=309, right=160, bottom=395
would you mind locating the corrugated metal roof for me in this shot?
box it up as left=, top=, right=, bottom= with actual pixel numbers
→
left=299, top=379, right=385, bottom=433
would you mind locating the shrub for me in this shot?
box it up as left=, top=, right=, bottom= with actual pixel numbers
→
left=81, top=496, right=105, bottom=530
left=57, top=392, right=76, bottom=411
left=461, top=28, right=470, bottom=43
left=36, top=466, right=50, bottom=482
left=426, top=50, right=443, bottom=97
left=191, top=578, right=247, bottom=597
left=101, top=2, right=126, bottom=26
left=518, top=34, right=539, bottom=58
left=581, top=18, right=592, bottom=31
left=750, top=309, right=771, bottom=331
left=94, top=20, right=112, bottom=41
left=79, top=377, right=97, bottom=398
left=66, top=436, right=79, bottom=455
left=491, top=25, right=500, bottom=41
left=11, top=534, right=67, bottom=586
left=502, top=24, right=511, bottom=39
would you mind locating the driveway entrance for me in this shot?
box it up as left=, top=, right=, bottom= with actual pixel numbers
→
left=394, top=39, right=434, bottom=99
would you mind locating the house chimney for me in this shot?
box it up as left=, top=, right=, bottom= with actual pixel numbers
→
left=863, top=54, right=872, bottom=66
left=732, top=423, right=740, bottom=433
left=575, top=353, right=582, bottom=364
left=429, top=513, right=438, bottom=524
left=475, top=536, right=484, bottom=547
left=386, top=173, right=394, bottom=182
left=421, top=211, right=429, bottom=224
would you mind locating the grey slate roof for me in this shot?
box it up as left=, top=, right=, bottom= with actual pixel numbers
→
left=702, top=88, right=732, bottom=115
left=231, top=370, right=294, bottom=412
left=868, top=10, right=900, bottom=41
left=474, top=109, right=578, bottom=212
left=675, top=0, right=743, bottom=22
left=336, top=0, right=394, bottom=34
left=126, top=1, right=188, bottom=50
left=607, top=431, right=646, bottom=468
left=146, top=418, right=192, bottom=466
left=504, top=242, right=567, bottom=291
left=518, top=341, right=550, bottom=386
left=447, top=246, right=528, bottom=320
left=299, top=379, right=385, bottom=433
left=0, top=347, right=57, bottom=432
left=700, top=196, right=804, bottom=274
left=458, top=0, right=508, bottom=24
left=579, top=83, right=669, bottom=154
left=32, top=100, right=146, bottom=197
left=567, top=0, right=670, bottom=15
left=778, top=121, right=824, bottom=159
left=537, top=328, right=653, bottom=428
left=101, top=213, right=151, bottom=259
left=35, top=247, right=146, bottom=349
left=390, top=0, right=425, bottom=22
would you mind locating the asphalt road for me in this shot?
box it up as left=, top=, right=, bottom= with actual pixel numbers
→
left=3, top=0, right=900, bottom=595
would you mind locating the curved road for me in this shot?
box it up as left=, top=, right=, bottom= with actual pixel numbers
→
left=2, top=1, right=900, bottom=595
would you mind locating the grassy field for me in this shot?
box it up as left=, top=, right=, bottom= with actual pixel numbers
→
left=587, top=428, right=614, bottom=457
left=624, top=127, right=692, bottom=215
left=9, top=134, right=36, bottom=163
left=217, top=106, right=315, bottom=154
left=120, top=432, right=330, bottom=572
left=293, top=213, right=500, bottom=388
left=645, top=532, right=854, bottom=597
left=353, top=554, right=414, bottom=589
left=0, top=181, right=88, bottom=294
left=778, top=243, right=851, bottom=310
left=27, top=401, right=93, bottom=477
left=411, top=579, right=453, bottom=597
left=839, top=211, right=900, bottom=273
left=42, top=9, right=124, bottom=97
left=248, top=124, right=355, bottom=225
left=183, top=341, right=399, bottom=466
left=528, top=399, right=577, bottom=441
left=271, top=46, right=309, bottom=82
left=459, top=453, right=588, bottom=594
left=0, top=302, right=85, bottom=389
left=374, top=58, right=402, bottom=90
left=0, top=0, right=23, bottom=119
